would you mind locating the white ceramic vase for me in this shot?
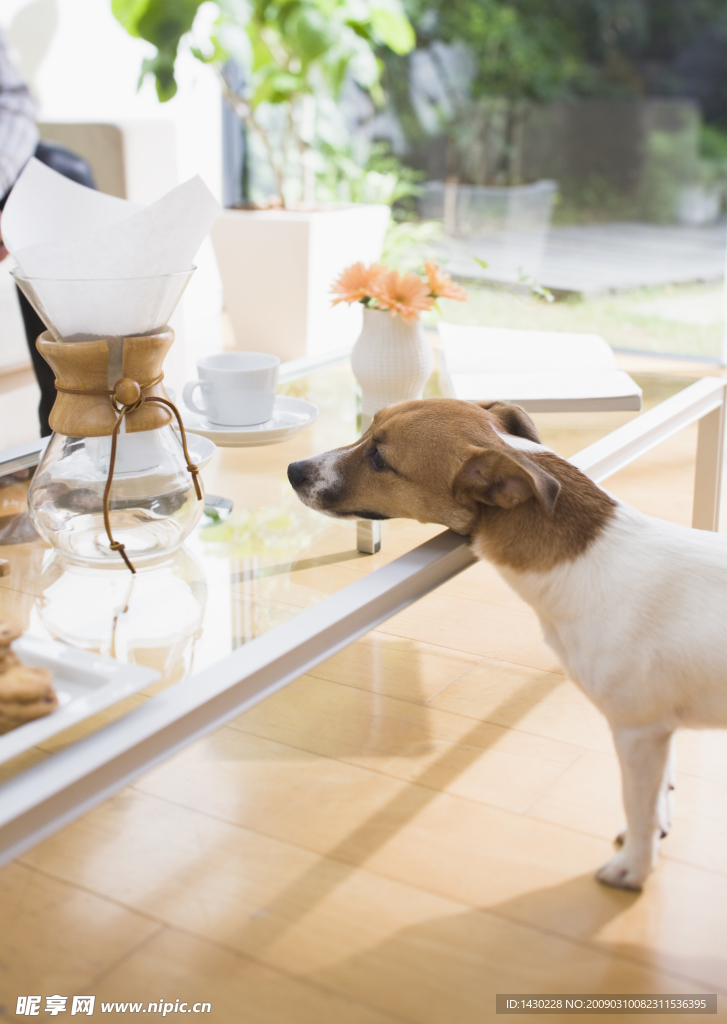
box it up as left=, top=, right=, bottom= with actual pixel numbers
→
left=351, top=308, right=434, bottom=425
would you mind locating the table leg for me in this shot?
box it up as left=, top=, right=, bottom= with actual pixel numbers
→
left=357, top=412, right=382, bottom=552
left=357, top=520, right=381, bottom=554
left=692, top=401, right=726, bottom=532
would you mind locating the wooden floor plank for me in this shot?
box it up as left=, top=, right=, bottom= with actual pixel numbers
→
left=225, top=674, right=583, bottom=809
left=307, top=631, right=481, bottom=704
left=16, top=787, right=726, bottom=1013
left=0, top=862, right=160, bottom=1001
left=429, top=660, right=614, bottom=753
left=91, top=928, right=407, bottom=1024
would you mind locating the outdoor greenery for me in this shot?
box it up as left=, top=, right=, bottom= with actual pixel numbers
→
left=401, top=0, right=727, bottom=107
left=112, top=0, right=727, bottom=222
left=698, top=125, right=727, bottom=187
left=383, top=0, right=727, bottom=208
left=429, top=279, right=725, bottom=361
left=315, top=140, right=423, bottom=210
left=112, top=0, right=415, bottom=205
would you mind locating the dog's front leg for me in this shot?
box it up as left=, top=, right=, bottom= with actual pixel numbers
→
left=615, top=735, right=675, bottom=845
left=597, top=725, right=673, bottom=892
left=658, top=738, right=675, bottom=838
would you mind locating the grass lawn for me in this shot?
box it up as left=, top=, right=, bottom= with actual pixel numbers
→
left=427, top=280, right=725, bottom=361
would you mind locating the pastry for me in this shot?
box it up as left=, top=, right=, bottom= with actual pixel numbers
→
left=0, top=622, right=57, bottom=734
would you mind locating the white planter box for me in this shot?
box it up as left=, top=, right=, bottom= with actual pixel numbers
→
left=419, top=179, right=557, bottom=281
left=211, top=204, right=390, bottom=361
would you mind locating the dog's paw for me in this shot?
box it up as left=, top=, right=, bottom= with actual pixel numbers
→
left=596, top=851, right=649, bottom=892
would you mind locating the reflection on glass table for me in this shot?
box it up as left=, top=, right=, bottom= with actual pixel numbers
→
left=0, top=361, right=442, bottom=775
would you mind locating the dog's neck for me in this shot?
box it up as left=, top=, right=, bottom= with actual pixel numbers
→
left=469, top=451, right=617, bottom=574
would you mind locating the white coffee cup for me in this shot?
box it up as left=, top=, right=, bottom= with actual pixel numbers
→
left=183, top=352, right=280, bottom=426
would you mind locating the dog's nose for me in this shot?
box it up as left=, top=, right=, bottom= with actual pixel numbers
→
left=287, top=461, right=308, bottom=488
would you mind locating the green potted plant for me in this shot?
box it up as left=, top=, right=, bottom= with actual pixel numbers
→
left=112, top=0, right=415, bottom=358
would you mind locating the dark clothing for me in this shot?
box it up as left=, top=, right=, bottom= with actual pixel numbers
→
left=35, top=140, right=97, bottom=191
left=16, top=141, right=97, bottom=435
left=5, top=141, right=96, bottom=436
left=0, top=29, right=97, bottom=435
left=17, top=287, right=56, bottom=435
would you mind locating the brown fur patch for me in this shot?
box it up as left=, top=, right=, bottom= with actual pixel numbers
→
left=453, top=447, right=561, bottom=513
left=469, top=450, right=617, bottom=572
left=475, top=401, right=541, bottom=444
left=289, top=398, right=617, bottom=571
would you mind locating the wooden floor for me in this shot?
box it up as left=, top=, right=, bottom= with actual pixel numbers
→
left=2, top=379, right=727, bottom=1021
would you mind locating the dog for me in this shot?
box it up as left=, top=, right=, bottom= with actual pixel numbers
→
left=287, top=397, right=727, bottom=891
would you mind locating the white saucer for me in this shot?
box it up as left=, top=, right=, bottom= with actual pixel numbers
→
left=180, top=396, right=319, bottom=447
left=185, top=434, right=216, bottom=469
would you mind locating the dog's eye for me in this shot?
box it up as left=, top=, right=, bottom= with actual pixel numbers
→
left=371, top=449, right=388, bottom=471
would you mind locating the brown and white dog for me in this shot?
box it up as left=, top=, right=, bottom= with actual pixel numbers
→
left=288, top=397, right=727, bottom=891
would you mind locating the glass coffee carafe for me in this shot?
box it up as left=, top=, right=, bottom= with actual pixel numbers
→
left=13, top=269, right=205, bottom=571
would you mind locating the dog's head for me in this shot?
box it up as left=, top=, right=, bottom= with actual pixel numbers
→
left=287, top=399, right=562, bottom=535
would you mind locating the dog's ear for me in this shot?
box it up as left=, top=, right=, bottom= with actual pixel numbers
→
left=452, top=448, right=560, bottom=513
left=474, top=401, right=541, bottom=444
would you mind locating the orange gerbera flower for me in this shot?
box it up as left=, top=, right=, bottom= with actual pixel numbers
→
left=371, top=270, right=435, bottom=322
left=330, top=262, right=385, bottom=305
left=423, top=260, right=467, bottom=301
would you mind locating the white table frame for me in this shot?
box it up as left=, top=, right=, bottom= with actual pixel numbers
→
left=0, top=373, right=724, bottom=868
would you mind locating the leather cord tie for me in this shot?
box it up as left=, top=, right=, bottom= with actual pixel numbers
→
left=54, top=372, right=202, bottom=573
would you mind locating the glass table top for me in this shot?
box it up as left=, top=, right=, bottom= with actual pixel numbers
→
left=0, top=362, right=445, bottom=784
left=0, top=358, right=694, bottom=790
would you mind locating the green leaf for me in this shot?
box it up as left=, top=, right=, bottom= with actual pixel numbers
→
left=247, top=21, right=276, bottom=72
left=369, top=79, right=384, bottom=106
left=285, top=6, right=336, bottom=63
left=140, top=53, right=178, bottom=101
left=190, top=44, right=214, bottom=63
left=327, top=54, right=350, bottom=96
left=214, top=20, right=252, bottom=65
left=369, top=7, right=414, bottom=54
left=111, top=0, right=150, bottom=36
left=252, top=70, right=302, bottom=105
left=135, top=0, right=205, bottom=49
left=348, top=45, right=379, bottom=89
left=113, top=0, right=207, bottom=102
left=517, top=268, right=554, bottom=303
left=337, top=0, right=370, bottom=25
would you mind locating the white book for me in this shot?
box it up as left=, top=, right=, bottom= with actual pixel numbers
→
left=438, top=324, right=642, bottom=412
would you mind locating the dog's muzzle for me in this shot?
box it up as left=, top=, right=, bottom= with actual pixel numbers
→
left=287, top=455, right=344, bottom=511
left=287, top=460, right=308, bottom=489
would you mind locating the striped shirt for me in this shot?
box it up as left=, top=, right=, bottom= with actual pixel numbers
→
left=0, top=30, right=38, bottom=200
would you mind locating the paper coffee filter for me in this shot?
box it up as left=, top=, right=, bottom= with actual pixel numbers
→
left=4, top=158, right=221, bottom=340
left=2, top=159, right=142, bottom=253
left=13, top=273, right=193, bottom=344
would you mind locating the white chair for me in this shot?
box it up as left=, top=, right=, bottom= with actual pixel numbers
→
left=438, top=323, right=642, bottom=412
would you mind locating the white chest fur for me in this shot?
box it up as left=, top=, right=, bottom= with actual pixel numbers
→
left=476, top=504, right=727, bottom=729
